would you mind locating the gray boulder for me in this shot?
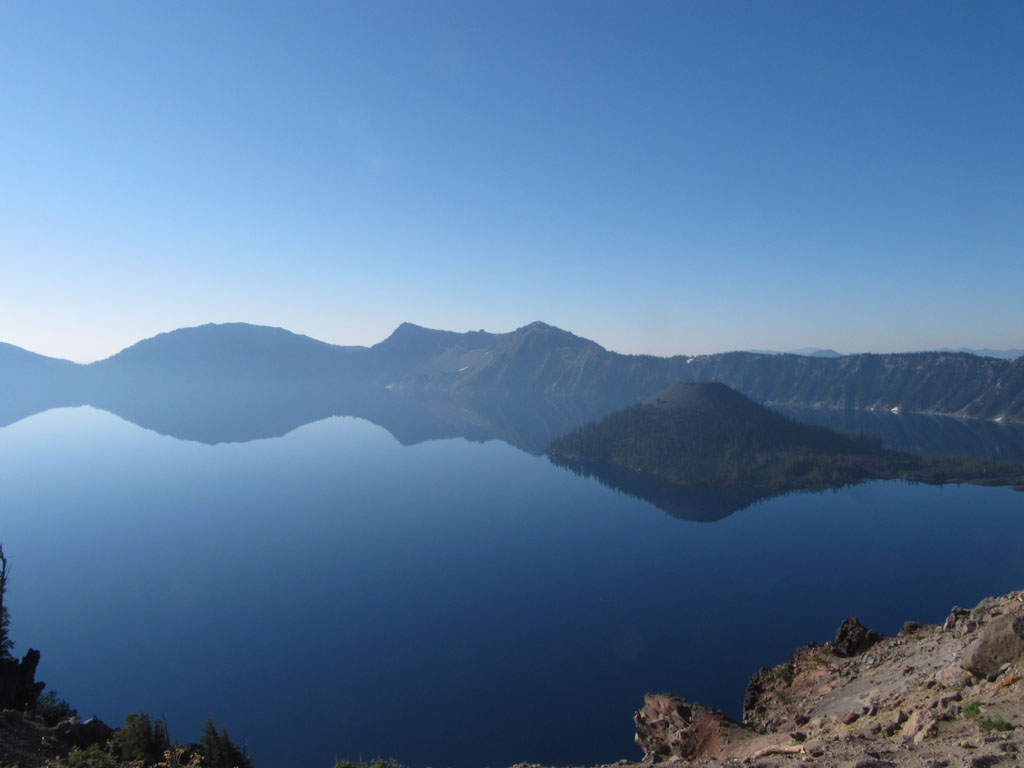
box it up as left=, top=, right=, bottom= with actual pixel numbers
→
left=960, top=613, right=1024, bottom=678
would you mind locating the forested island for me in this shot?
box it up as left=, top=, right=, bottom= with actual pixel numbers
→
left=547, top=382, right=1024, bottom=495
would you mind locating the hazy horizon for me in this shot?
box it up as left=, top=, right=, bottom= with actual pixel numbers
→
left=2, top=2, right=1022, bottom=362
left=5, top=318, right=1023, bottom=365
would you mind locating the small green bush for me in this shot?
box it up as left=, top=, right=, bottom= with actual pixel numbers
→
left=35, top=689, right=78, bottom=727
left=979, top=714, right=1014, bottom=732
left=962, top=700, right=981, bottom=717
left=65, top=745, right=123, bottom=768
left=765, top=662, right=794, bottom=685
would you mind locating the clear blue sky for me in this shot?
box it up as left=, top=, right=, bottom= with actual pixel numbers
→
left=2, top=1, right=1022, bottom=361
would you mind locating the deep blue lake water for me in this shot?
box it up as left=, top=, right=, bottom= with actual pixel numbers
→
left=3, top=406, right=1024, bottom=768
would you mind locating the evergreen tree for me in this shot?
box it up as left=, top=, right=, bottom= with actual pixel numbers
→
left=110, top=711, right=175, bottom=765
left=153, top=715, right=171, bottom=755
left=201, top=717, right=252, bottom=768
left=0, top=543, right=12, bottom=659
left=112, top=712, right=156, bottom=762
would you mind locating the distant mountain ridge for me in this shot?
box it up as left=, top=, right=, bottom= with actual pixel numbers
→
left=748, top=347, right=1022, bottom=359
left=3, top=322, right=1024, bottom=447
left=372, top=324, right=1024, bottom=423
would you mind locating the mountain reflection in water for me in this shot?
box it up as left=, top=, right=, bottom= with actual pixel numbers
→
left=548, top=455, right=777, bottom=522
left=5, top=383, right=1024, bottom=471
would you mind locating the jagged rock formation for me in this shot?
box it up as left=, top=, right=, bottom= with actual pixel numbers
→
left=638, top=590, right=1024, bottom=767
left=0, top=647, right=112, bottom=767
left=0, top=709, right=114, bottom=767
left=832, top=617, right=884, bottom=658
left=0, top=650, right=44, bottom=711
left=634, top=694, right=743, bottom=761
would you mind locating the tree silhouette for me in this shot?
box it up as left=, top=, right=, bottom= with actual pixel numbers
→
left=0, top=543, right=12, bottom=659
left=201, top=717, right=253, bottom=768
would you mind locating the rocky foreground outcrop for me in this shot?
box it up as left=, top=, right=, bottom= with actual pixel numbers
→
left=518, top=590, right=1024, bottom=768
left=0, top=709, right=112, bottom=767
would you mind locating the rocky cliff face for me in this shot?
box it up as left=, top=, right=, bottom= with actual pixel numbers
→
left=630, top=590, right=1024, bottom=768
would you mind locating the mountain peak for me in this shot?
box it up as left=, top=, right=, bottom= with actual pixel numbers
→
left=508, top=321, right=604, bottom=352
left=101, top=322, right=332, bottom=360
left=514, top=320, right=569, bottom=334
left=393, top=321, right=429, bottom=333
left=375, top=322, right=460, bottom=349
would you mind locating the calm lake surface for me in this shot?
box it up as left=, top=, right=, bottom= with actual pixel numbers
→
left=3, top=406, right=1024, bottom=768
